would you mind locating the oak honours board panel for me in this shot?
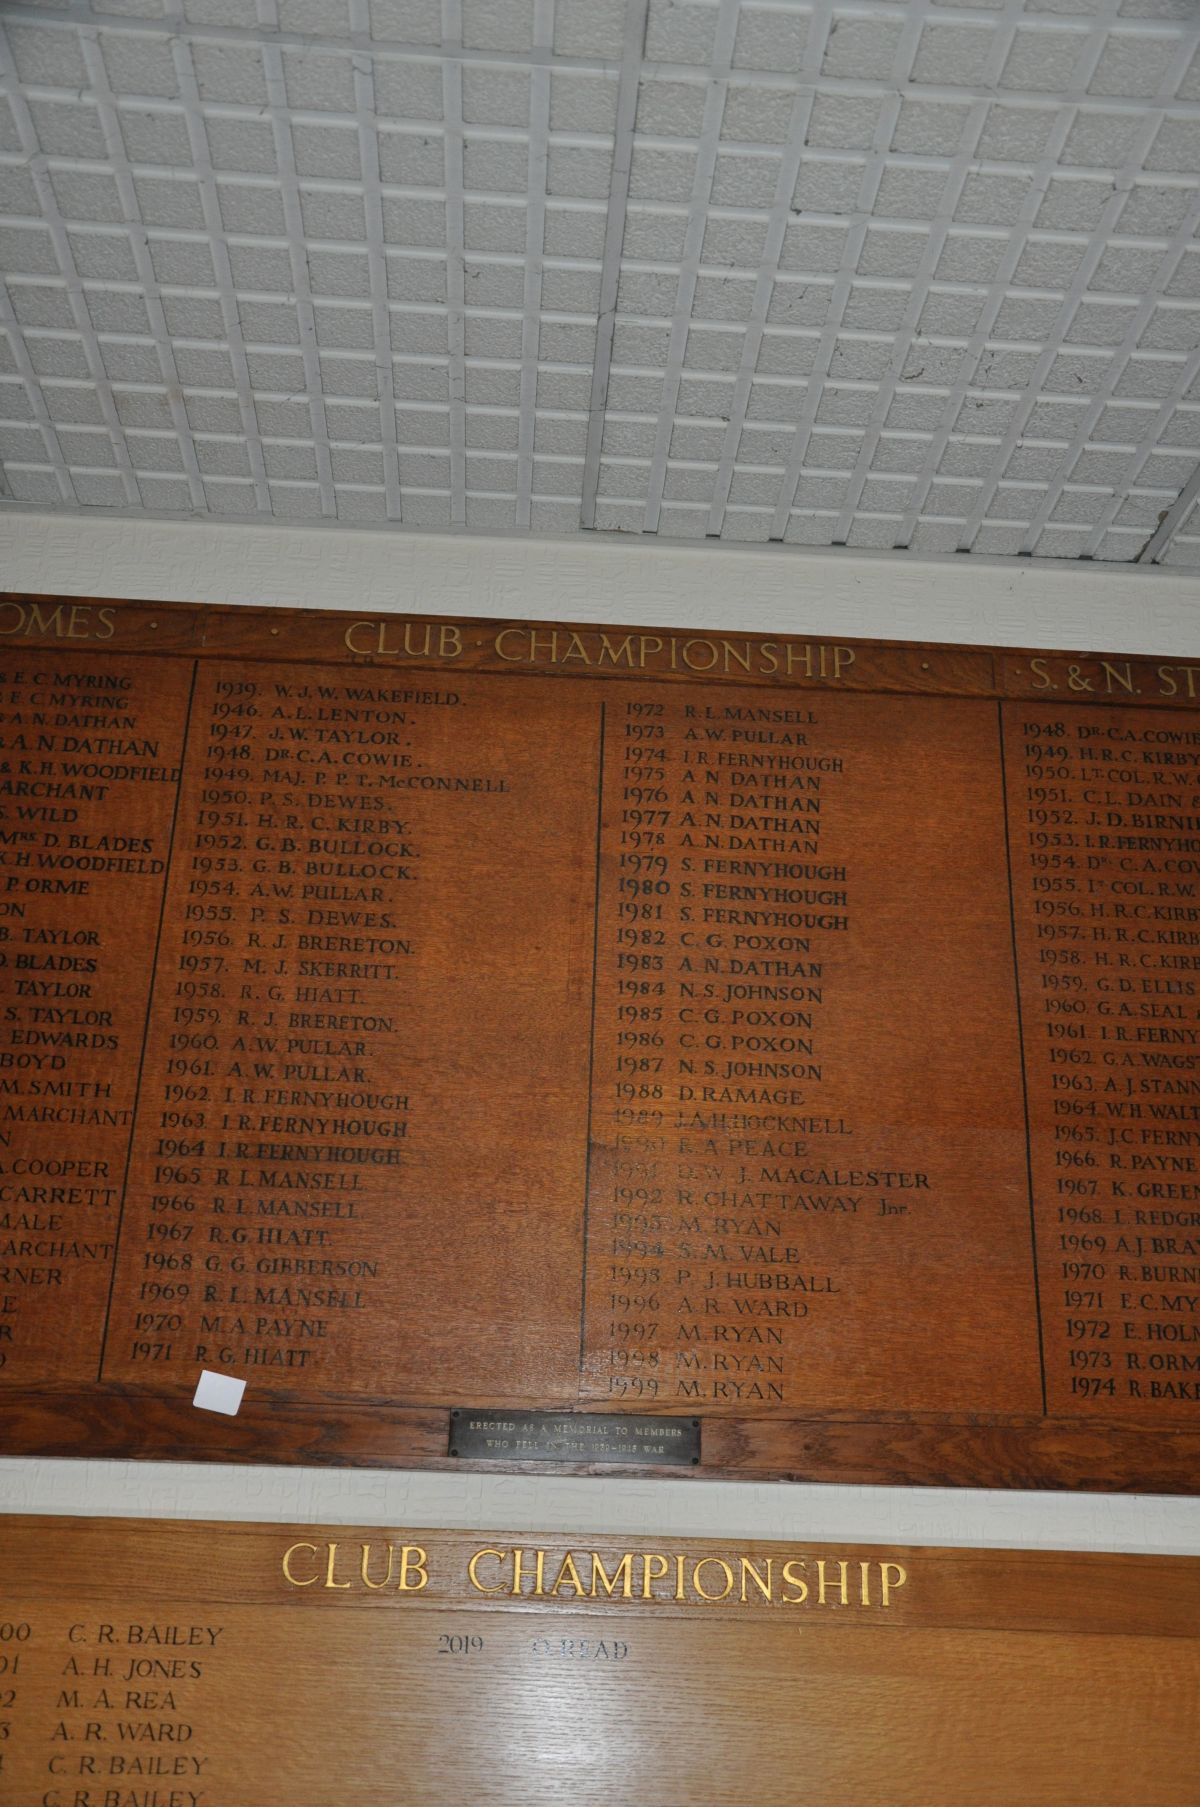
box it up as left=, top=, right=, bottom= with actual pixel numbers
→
left=2, top=594, right=1200, bottom=1489
left=0, top=1516, right=1197, bottom=1806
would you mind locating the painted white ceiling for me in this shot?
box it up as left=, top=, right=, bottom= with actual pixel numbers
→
left=1, top=0, right=1199, bottom=563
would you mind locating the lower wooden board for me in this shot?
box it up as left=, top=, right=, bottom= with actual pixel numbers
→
left=0, top=1517, right=1196, bottom=1805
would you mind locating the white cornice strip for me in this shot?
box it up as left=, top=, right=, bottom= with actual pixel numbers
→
left=2, top=506, right=1198, bottom=655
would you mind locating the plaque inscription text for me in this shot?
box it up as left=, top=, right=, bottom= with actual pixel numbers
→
left=1, top=597, right=1199, bottom=1490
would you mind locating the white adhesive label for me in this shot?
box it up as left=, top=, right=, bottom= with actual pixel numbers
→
left=192, top=1370, right=246, bottom=1416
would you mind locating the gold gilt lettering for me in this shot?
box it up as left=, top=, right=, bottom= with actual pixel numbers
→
left=282, top=1542, right=320, bottom=1587
left=1100, top=660, right=1135, bottom=696
left=324, top=1542, right=352, bottom=1590
left=0, top=600, right=116, bottom=640
left=283, top=1540, right=430, bottom=1591
left=467, top=1549, right=508, bottom=1594
left=881, top=1562, right=908, bottom=1607
left=740, top=1558, right=773, bottom=1603
left=549, top=1553, right=586, bottom=1597
left=589, top=1552, right=634, bottom=1599
left=344, top=619, right=463, bottom=658
left=1158, top=663, right=1200, bottom=699
left=693, top=1558, right=735, bottom=1602
left=396, top=1545, right=429, bottom=1592
left=781, top=1558, right=808, bottom=1604
left=816, top=1559, right=850, bottom=1607
left=359, top=1542, right=396, bottom=1590
left=490, top=627, right=855, bottom=681
left=641, top=1553, right=670, bottom=1599
left=431, top=1546, right=910, bottom=1604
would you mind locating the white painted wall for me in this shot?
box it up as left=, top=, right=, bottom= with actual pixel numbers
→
left=2, top=507, right=1199, bottom=1553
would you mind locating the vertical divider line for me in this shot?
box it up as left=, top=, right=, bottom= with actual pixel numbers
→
left=997, top=698, right=1049, bottom=1418
left=578, top=699, right=607, bottom=1376
left=96, top=659, right=200, bottom=1382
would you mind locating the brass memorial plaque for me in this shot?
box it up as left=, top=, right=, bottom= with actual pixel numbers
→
left=2, top=594, right=1200, bottom=1490
left=0, top=1516, right=1196, bottom=1806
left=449, top=1409, right=701, bottom=1465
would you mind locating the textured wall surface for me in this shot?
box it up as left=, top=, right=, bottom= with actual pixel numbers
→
left=1, top=509, right=1199, bottom=1551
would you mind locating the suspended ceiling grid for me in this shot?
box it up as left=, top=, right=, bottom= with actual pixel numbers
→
left=1, top=0, right=1199, bottom=564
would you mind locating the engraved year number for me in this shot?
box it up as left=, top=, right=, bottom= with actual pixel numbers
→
left=437, top=1634, right=483, bottom=1656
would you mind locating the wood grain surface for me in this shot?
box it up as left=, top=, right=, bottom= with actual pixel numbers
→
left=0, top=1517, right=1197, bottom=1806
left=1, top=595, right=1199, bottom=1490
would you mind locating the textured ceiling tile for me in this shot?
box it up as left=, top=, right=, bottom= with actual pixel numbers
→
left=976, top=102, right=1059, bottom=162
left=206, top=116, right=277, bottom=175
left=3, top=0, right=1198, bottom=558
left=461, top=66, right=531, bottom=127
left=99, top=30, right=180, bottom=98
left=317, top=303, right=373, bottom=349
left=461, top=0, right=535, bottom=54
left=1088, top=31, right=1178, bottom=96
left=637, top=78, right=709, bottom=138
left=549, top=73, right=620, bottom=134
left=807, top=93, right=884, bottom=151
left=28, top=99, right=108, bottom=161
left=709, top=148, right=779, bottom=207
left=277, top=0, right=353, bottom=33
left=1001, top=27, right=1089, bottom=90
left=1117, top=181, right=1193, bottom=235
left=184, top=0, right=261, bottom=24
left=540, top=267, right=603, bottom=311
left=1010, top=236, right=1087, bottom=286
left=552, top=0, right=628, bottom=58
left=543, top=204, right=607, bottom=257
left=1061, top=108, right=1145, bottom=166
left=463, top=135, right=529, bottom=192
left=892, top=97, right=972, bottom=157
left=293, top=122, right=364, bottom=180
left=631, top=144, right=701, bottom=203
left=134, top=176, right=206, bottom=229
left=49, top=169, right=126, bottom=224
left=373, top=58, right=445, bottom=119
left=1090, top=241, right=1162, bottom=289
left=617, top=268, right=677, bottom=314
left=547, top=142, right=615, bottom=200
left=282, top=50, right=357, bottom=112
left=702, top=212, right=769, bottom=264
left=119, top=105, right=193, bottom=166
left=0, top=167, right=40, bottom=217
left=1149, top=118, right=1200, bottom=172
left=720, top=82, right=795, bottom=145
left=822, top=15, right=904, bottom=80
left=191, top=43, right=268, bottom=105
left=1036, top=175, right=1116, bottom=230
left=378, top=130, right=447, bottom=184
left=876, top=165, right=950, bottom=220
left=911, top=21, right=995, bottom=85
left=956, top=170, right=1032, bottom=227
left=793, top=157, right=865, bottom=214
left=368, top=0, right=443, bottom=45
left=919, top=291, right=986, bottom=335
left=732, top=6, right=808, bottom=73
left=7, top=24, right=89, bottom=89
left=217, top=181, right=288, bottom=235
left=645, top=0, right=721, bottom=66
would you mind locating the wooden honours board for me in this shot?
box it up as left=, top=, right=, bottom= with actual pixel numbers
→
left=2, top=593, right=1200, bottom=1491
left=0, top=1516, right=1197, bottom=1805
